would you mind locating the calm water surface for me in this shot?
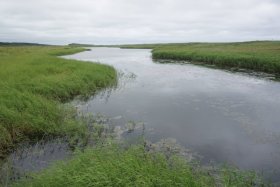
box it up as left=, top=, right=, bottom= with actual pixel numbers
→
left=66, top=47, right=280, bottom=181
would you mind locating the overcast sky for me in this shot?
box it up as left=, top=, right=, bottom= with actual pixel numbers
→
left=0, top=0, right=279, bottom=45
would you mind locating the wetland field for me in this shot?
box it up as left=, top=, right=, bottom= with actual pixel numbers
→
left=1, top=42, right=280, bottom=186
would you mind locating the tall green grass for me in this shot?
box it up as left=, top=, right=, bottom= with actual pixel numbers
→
left=0, top=46, right=117, bottom=157
left=12, top=143, right=263, bottom=187
left=123, top=41, right=280, bottom=74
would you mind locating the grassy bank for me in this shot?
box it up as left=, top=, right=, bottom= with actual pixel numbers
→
left=13, top=143, right=262, bottom=187
left=0, top=46, right=117, bottom=157
left=123, top=41, right=280, bottom=74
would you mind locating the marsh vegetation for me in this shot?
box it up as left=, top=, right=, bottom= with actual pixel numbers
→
left=122, top=41, right=280, bottom=75
left=0, top=46, right=117, bottom=157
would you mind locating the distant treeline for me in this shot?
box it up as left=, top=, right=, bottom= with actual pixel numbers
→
left=68, top=43, right=118, bottom=47
left=0, top=42, right=49, bottom=46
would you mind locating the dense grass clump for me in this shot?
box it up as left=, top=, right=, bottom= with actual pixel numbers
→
left=0, top=46, right=117, bottom=157
left=122, top=41, right=280, bottom=74
left=12, top=144, right=263, bottom=187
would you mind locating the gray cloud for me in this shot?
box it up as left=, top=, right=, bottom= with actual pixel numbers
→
left=0, top=0, right=279, bottom=44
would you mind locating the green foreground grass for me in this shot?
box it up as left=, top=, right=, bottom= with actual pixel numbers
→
left=13, top=144, right=263, bottom=187
left=0, top=46, right=116, bottom=157
left=122, top=41, right=280, bottom=74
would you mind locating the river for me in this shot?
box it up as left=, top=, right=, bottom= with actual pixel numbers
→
left=66, top=47, right=280, bottom=182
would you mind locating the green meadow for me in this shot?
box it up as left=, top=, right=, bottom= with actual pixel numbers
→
left=0, top=46, right=116, bottom=157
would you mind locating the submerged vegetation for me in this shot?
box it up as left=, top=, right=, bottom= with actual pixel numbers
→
left=122, top=41, right=280, bottom=74
left=5, top=113, right=265, bottom=187
left=12, top=141, right=264, bottom=187
left=0, top=46, right=117, bottom=157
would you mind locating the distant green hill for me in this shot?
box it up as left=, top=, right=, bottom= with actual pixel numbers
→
left=68, top=43, right=96, bottom=47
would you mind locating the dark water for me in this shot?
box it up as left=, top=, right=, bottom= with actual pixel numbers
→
left=0, top=138, right=71, bottom=186
left=66, top=47, right=280, bottom=182
left=0, top=115, right=116, bottom=185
